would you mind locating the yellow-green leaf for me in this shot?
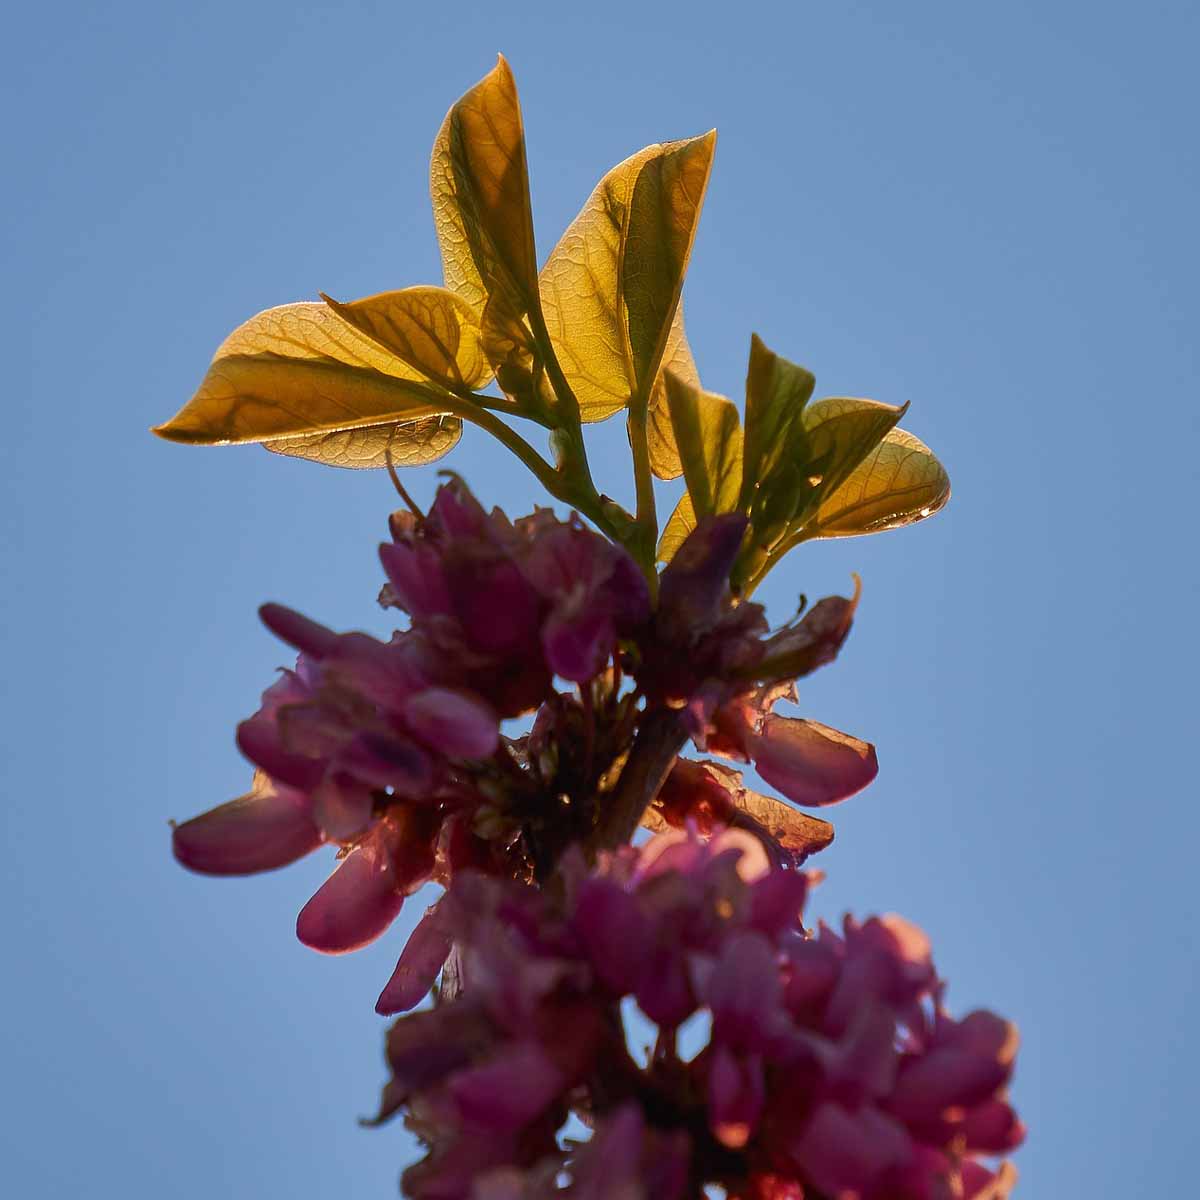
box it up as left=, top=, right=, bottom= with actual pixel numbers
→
left=320, top=287, right=491, bottom=390
left=741, top=333, right=815, bottom=506
left=265, top=415, right=463, bottom=470
left=431, top=57, right=540, bottom=345
left=154, top=303, right=451, bottom=446
left=806, top=427, right=950, bottom=538
left=624, top=133, right=715, bottom=402
left=646, top=310, right=699, bottom=478
left=539, top=137, right=714, bottom=429
left=665, top=372, right=743, bottom=518
left=657, top=492, right=697, bottom=563
left=799, top=396, right=907, bottom=514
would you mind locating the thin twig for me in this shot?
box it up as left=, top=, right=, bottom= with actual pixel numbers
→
left=384, top=434, right=425, bottom=519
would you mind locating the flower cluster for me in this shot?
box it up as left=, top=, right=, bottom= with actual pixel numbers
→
left=380, top=480, right=650, bottom=710
left=172, top=480, right=650, bottom=1003
left=372, top=830, right=1022, bottom=1200
left=171, top=483, right=880, bottom=992
left=169, top=480, right=1022, bottom=1196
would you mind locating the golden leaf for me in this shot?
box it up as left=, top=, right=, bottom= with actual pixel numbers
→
left=664, top=372, right=743, bottom=518
left=265, top=415, right=463, bottom=470
left=657, top=492, right=697, bottom=563
left=320, top=287, right=491, bottom=390
left=646, top=311, right=699, bottom=478
left=153, top=303, right=452, bottom=446
left=807, top=426, right=950, bottom=538
left=624, top=133, right=715, bottom=399
left=431, top=56, right=540, bottom=362
left=539, top=136, right=714, bottom=434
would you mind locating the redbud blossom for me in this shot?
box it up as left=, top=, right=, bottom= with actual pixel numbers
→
left=372, top=831, right=1023, bottom=1200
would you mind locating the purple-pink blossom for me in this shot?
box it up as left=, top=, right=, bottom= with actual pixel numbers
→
left=371, top=830, right=1023, bottom=1200
left=171, top=482, right=654, bottom=1005
left=380, top=480, right=649, bottom=705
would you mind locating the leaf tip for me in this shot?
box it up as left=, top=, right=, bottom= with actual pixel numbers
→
left=150, top=418, right=212, bottom=445
left=692, top=127, right=718, bottom=160
left=490, top=52, right=516, bottom=89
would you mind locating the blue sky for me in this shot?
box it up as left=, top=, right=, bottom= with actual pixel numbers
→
left=8, top=1, right=1199, bottom=1195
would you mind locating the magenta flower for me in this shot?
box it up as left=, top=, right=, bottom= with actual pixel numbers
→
left=172, top=483, right=656, bottom=1013
left=380, top=480, right=649, bottom=707
left=172, top=599, right=503, bottom=970
left=371, top=830, right=1023, bottom=1200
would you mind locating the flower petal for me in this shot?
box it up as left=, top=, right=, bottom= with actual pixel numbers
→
left=657, top=513, right=749, bottom=633
left=376, top=902, right=455, bottom=1015
left=402, top=688, right=499, bottom=759
left=448, top=1041, right=564, bottom=1131
left=378, top=541, right=452, bottom=619
left=542, top=603, right=615, bottom=683
left=296, top=822, right=417, bottom=953
left=749, top=716, right=878, bottom=807
left=172, top=774, right=321, bottom=875
left=311, top=772, right=375, bottom=841
left=258, top=603, right=339, bottom=659
left=792, top=1102, right=913, bottom=1197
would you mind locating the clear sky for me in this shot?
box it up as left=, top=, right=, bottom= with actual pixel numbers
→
left=8, top=1, right=1199, bottom=1196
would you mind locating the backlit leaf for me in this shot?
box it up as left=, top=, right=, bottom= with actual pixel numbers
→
left=806, top=426, right=950, bottom=538
left=154, top=303, right=452, bottom=446
left=624, top=133, right=715, bottom=400
left=320, top=287, right=491, bottom=390
left=799, top=396, right=907, bottom=517
left=665, top=372, right=743, bottom=518
left=646, top=312, right=699, bottom=478
left=431, top=56, right=540, bottom=362
left=539, top=137, right=714, bottom=431
left=657, top=492, right=697, bottom=563
left=735, top=394, right=906, bottom=586
left=265, top=415, right=463, bottom=470
left=741, top=333, right=815, bottom=507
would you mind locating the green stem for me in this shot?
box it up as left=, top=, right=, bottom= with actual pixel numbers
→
left=525, top=308, right=613, bottom=526
left=527, top=306, right=583, bottom=431
left=742, top=528, right=809, bottom=597
left=625, top=399, right=659, bottom=594
left=436, top=392, right=621, bottom=541
left=445, top=397, right=557, bottom=487
left=463, top=390, right=541, bottom=421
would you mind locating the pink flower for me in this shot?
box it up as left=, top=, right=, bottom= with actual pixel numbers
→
left=172, top=601, right=504, bottom=976
left=380, top=480, right=648, bottom=706
left=370, top=832, right=1022, bottom=1200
